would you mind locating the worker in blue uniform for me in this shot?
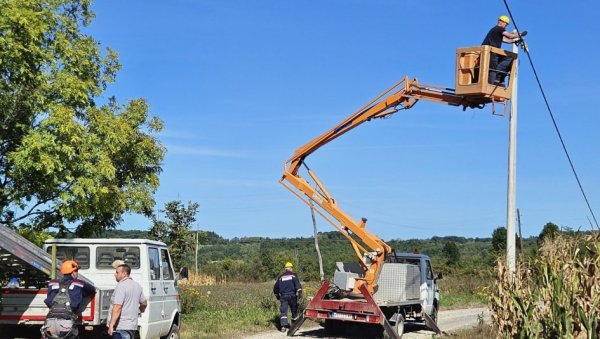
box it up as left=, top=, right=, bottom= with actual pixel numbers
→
left=273, top=261, right=302, bottom=333
left=42, top=260, right=96, bottom=338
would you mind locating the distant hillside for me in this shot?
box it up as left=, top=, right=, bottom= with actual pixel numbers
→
left=185, top=231, right=538, bottom=282
left=92, top=228, right=538, bottom=282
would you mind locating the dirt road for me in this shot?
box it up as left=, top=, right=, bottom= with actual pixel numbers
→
left=242, top=307, right=489, bottom=338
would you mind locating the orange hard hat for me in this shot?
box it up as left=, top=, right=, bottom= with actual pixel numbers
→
left=60, top=260, right=80, bottom=275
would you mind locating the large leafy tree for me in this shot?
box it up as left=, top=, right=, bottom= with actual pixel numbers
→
left=0, top=0, right=165, bottom=235
left=150, top=201, right=199, bottom=266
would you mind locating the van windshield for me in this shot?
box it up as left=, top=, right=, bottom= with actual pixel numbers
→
left=97, top=246, right=141, bottom=269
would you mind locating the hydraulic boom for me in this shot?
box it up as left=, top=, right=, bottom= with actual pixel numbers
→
left=280, top=75, right=507, bottom=294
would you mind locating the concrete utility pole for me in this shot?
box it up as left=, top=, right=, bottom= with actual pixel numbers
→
left=506, top=36, right=519, bottom=276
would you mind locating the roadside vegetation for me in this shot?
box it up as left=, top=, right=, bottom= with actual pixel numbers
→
left=168, top=221, right=596, bottom=338
left=490, top=232, right=599, bottom=338
left=176, top=272, right=494, bottom=338
left=167, top=223, right=530, bottom=338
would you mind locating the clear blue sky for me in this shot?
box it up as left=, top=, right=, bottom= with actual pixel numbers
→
left=87, top=1, right=599, bottom=240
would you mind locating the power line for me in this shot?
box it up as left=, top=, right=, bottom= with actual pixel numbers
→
left=502, top=0, right=599, bottom=230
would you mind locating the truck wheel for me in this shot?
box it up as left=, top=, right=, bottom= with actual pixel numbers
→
left=163, top=324, right=180, bottom=339
left=430, top=305, right=438, bottom=324
left=383, top=314, right=404, bottom=339
left=393, top=313, right=405, bottom=337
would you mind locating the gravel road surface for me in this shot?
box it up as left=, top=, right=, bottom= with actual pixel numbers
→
left=242, top=307, right=490, bottom=338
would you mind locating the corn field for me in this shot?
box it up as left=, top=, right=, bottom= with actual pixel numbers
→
left=490, top=233, right=599, bottom=338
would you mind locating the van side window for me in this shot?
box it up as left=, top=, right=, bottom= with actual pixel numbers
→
left=149, top=248, right=160, bottom=281
left=426, top=260, right=434, bottom=280
left=96, top=246, right=141, bottom=269
left=160, top=248, right=174, bottom=280
left=46, top=247, right=90, bottom=269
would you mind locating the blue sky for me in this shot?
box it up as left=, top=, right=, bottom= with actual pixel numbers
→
left=88, top=1, right=599, bottom=240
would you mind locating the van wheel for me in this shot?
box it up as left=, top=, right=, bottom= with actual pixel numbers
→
left=163, top=324, right=179, bottom=339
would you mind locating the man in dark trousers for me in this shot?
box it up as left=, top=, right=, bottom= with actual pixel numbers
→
left=43, top=260, right=96, bottom=339
left=482, top=15, right=527, bottom=86
left=273, top=261, right=302, bottom=333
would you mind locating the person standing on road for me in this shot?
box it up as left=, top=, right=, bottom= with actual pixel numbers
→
left=43, top=260, right=96, bottom=339
left=273, top=261, right=302, bottom=333
left=108, top=263, right=148, bottom=339
left=481, top=15, right=527, bottom=86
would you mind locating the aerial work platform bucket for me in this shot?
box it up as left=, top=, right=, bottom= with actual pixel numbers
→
left=455, top=45, right=517, bottom=101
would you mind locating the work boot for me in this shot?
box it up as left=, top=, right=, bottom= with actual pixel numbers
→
left=280, top=327, right=287, bottom=333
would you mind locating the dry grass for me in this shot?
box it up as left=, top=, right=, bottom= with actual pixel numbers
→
left=451, top=323, right=495, bottom=338
left=178, top=272, right=217, bottom=286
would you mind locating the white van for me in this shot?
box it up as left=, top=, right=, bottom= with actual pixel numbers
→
left=0, top=238, right=184, bottom=339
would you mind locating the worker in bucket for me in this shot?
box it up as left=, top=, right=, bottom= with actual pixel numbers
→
left=42, top=259, right=96, bottom=339
left=482, top=15, right=527, bottom=86
left=273, top=261, right=302, bottom=333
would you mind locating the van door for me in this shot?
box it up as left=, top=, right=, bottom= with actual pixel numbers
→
left=146, top=247, right=164, bottom=338
left=159, top=248, right=177, bottom=334
left=424, top=259, right=435, bottom=314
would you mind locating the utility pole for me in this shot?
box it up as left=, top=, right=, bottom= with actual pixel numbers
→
left=195, top=227, right=199, bottom=274
left=506, top=35, right=519, bottom=276
left=517, top=208, right=524, bottom=260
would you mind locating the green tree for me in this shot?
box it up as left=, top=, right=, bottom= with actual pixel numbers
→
left=538, top=222, right=560, bottom=245
left=150, top=200, right=198, bottom=266
left=491, top=226, right=507, bottom=253
left=0, top=0, right=165, bottom=236
left=442, top=241, right=461, bottom=266
left=15, top=225, right=53, bottom=247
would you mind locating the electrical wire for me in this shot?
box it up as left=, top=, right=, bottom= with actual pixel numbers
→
left=503, top=0, right=599, bottom=230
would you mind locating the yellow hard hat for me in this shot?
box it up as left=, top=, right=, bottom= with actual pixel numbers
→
left=499, top=15, right=510, bottom=24
left=284, top=262, right=293, bottom=268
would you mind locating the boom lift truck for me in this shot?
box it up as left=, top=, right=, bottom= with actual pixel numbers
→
left=280, top=45, right=517, bottom=338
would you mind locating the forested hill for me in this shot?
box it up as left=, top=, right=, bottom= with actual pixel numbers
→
left=95, top=229, right=536, bottom=282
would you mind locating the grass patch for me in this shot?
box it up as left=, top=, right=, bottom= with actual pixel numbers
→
left=450, top=323, right=495, bottom=338
left=180, top=282, right=277, bottom=338
left=179, top=280, right=322, bottom=338
left=437, top=268, right=492, bottom=308
left=178, top=271, right=495, bottom=338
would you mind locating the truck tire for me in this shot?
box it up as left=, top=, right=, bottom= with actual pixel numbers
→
left=383, top=313, right=404, bottom=339
left=162, top=324, right=180, bottom=339
left=424, top=304, right=439, bottom=332
left=430, top=305, right=438, bottom=324
left=393, top=313, right=405, bottom=337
